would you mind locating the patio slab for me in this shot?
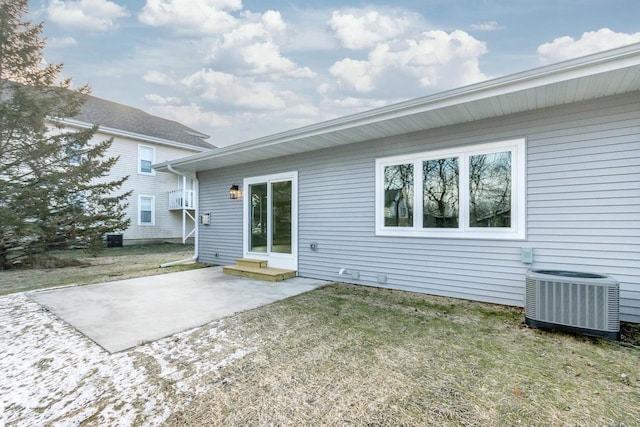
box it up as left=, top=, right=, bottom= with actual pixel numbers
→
left=28, top=267, right=328, bottom=353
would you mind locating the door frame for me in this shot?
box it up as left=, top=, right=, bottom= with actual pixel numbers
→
left=242, top=171, right=298, bottom=271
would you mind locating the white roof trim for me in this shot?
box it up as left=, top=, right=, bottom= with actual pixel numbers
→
left=155, top=42, right=640, bottom=173
left=55, top=118, right=209, bottom=152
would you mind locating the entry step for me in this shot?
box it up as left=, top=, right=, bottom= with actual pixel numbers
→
left=223, top=258, right=296, bottom=282
left=235, top=258, right=268, bottom=268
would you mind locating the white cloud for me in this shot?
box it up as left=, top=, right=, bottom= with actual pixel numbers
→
left=240, top=42, right=315, bottom=77
left=47, top=37, right=77, bottom=48
left=149, top=103, right=231, bottom=130
left=144, top=93, right=181, bottom=105
left=218, top=10, right=285, bottom=48
left=208, top=10, right=314, bottom=78
left=538, top=28, right=640, bottom=64
left=145, top=70, right=325, bottom=145
left=330, top=29, right=488, bottom=93
left=181, top=69, right=291, bottom=110
left=470, top=21, right=502, bottom=31
left=139, top=0, right=241, bottom=35
left=329, top=58, right=374, bottom=92
left=47, top=0, right=128, bottom=31
left=323, top=96, right=390, bottom=109
left=328, top=9, right=415, bottom=50
left=143, top=70, right=175, bottom=86
left=281, top=8, right=339, bottom=52
left=261, top=10, right=287, bottom=33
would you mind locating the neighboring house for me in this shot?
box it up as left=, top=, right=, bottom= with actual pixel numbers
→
left=58, top=95, right=215, bottom=245
left=156, top=43, right=640, bottom=323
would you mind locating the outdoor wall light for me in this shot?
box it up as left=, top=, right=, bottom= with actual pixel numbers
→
left=229, top=184, right=241, bottom=199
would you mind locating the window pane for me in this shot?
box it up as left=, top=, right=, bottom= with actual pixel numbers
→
left=140, top=159, right=152, bottom=173
left=140, top=197, right=151, bottom=211
left=469, top=151, right=511, bottom=228
left=140, top=210, right=152, bottom=223
left=249, top=183, right=268, bottom=253
left=140, top=146, right=154, bottom=173
left=140, top=197, right=153, bottom=224
left=384, top=164, right=413, bottom=227
left=271, top=181, right=292, bottom=254
left=423, top=157, right=459, bottom=228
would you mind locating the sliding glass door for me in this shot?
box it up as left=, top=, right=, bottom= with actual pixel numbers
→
left=244, top=172, right=297, bottom=270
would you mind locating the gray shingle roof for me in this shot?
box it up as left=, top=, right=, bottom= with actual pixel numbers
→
left=75, top=94, right=215, bottom=150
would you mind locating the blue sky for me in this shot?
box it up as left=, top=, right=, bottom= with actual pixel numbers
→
left=28, top=0, right=640, bottom=146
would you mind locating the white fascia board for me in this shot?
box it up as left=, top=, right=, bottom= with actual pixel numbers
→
left=53, top=118, right=208, bottom=152
left=156, top=42, right=640, bottom=172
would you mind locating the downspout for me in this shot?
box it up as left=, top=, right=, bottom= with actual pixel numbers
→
left=160, top=164, right=199, bottom=267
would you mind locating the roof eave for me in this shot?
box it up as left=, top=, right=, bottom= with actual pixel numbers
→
left=155, top=42, right=640, bottom=174
left=54, top=118, right=211, bottom=152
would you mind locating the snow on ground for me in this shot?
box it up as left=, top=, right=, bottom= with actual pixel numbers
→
left=0, top=293, right=254, bottom=426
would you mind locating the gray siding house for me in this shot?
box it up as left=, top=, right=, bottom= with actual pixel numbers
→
left=156, top=43, right=640, bottom=323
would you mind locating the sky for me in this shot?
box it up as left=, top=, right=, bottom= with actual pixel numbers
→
left=27, top=0, right=640, bottom=147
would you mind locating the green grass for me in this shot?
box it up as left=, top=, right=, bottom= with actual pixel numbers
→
left=168, top=283, right=640, bottom=426
left=0, top=243, right=208, bottom=295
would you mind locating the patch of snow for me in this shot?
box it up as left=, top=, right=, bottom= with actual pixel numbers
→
left=0, top=294, right=254, bottom=425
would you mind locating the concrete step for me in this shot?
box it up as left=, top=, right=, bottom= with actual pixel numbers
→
left=223, top=265, right=297, bottom=282
left=235, top=258, right=268, bottom=268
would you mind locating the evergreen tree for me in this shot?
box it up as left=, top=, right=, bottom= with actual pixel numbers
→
left=0, top=0, right=130, bottom=269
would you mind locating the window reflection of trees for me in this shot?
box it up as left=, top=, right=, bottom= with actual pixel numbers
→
left=271, top=181, right=292, bottom=253
left=384, top=164, right=413, bottom=227
left=423, top=157, right=459, bottom=228
left=250, top=184, right=268, bottom=252
left=469, top=151, right=511, bottom=228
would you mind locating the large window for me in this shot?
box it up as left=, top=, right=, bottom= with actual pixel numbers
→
left=376, top=139, right=525, bottom=239
left=138, top=195, right=155, bottom=225
left=138, top=145, right=155, bottom=175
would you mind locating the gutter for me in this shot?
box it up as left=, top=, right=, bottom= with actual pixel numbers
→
left=160, top=164, right=199, bottom=268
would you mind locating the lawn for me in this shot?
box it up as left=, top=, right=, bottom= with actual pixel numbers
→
left=168, top=284, right=640, bottom=426
left=0, top=243, right=207, bottom=295
left=2, top=256, right=638, bottom=425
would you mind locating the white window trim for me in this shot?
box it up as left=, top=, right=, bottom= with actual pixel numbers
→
left=242, top=171, right=299, bottom=271
left=138, top=144, right=156, bottom=176
left=138, top=195, right=155, bottom=226
left=375, top=138, right=526, bottom=240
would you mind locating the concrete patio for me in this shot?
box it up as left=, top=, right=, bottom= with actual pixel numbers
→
left=28, top=266, right=328, bottom=353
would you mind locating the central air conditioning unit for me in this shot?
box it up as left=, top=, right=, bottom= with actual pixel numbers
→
left=525, top=269, right=620, bottom=340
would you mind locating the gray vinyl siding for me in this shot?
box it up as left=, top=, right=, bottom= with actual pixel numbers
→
left=197, top=92, right=640, bottom=322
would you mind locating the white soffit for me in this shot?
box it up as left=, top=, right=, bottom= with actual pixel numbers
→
left=156, top=43, right=640, bottom=174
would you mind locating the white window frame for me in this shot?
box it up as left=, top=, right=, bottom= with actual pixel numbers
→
left=138, top=195, right=155, bottom=226
left=138, top=144, right=156, bottom=176
left=375, top=138, right=526, bottom=240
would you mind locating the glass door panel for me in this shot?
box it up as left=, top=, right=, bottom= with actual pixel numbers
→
left=249, top=183, right=268, bottom=253
left=244, top=172, right=297, bottom=271
left=271, top=180, right=292, bottom=254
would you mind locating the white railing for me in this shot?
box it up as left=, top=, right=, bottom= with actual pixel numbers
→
left=168, top=189, right=195, bottom=210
